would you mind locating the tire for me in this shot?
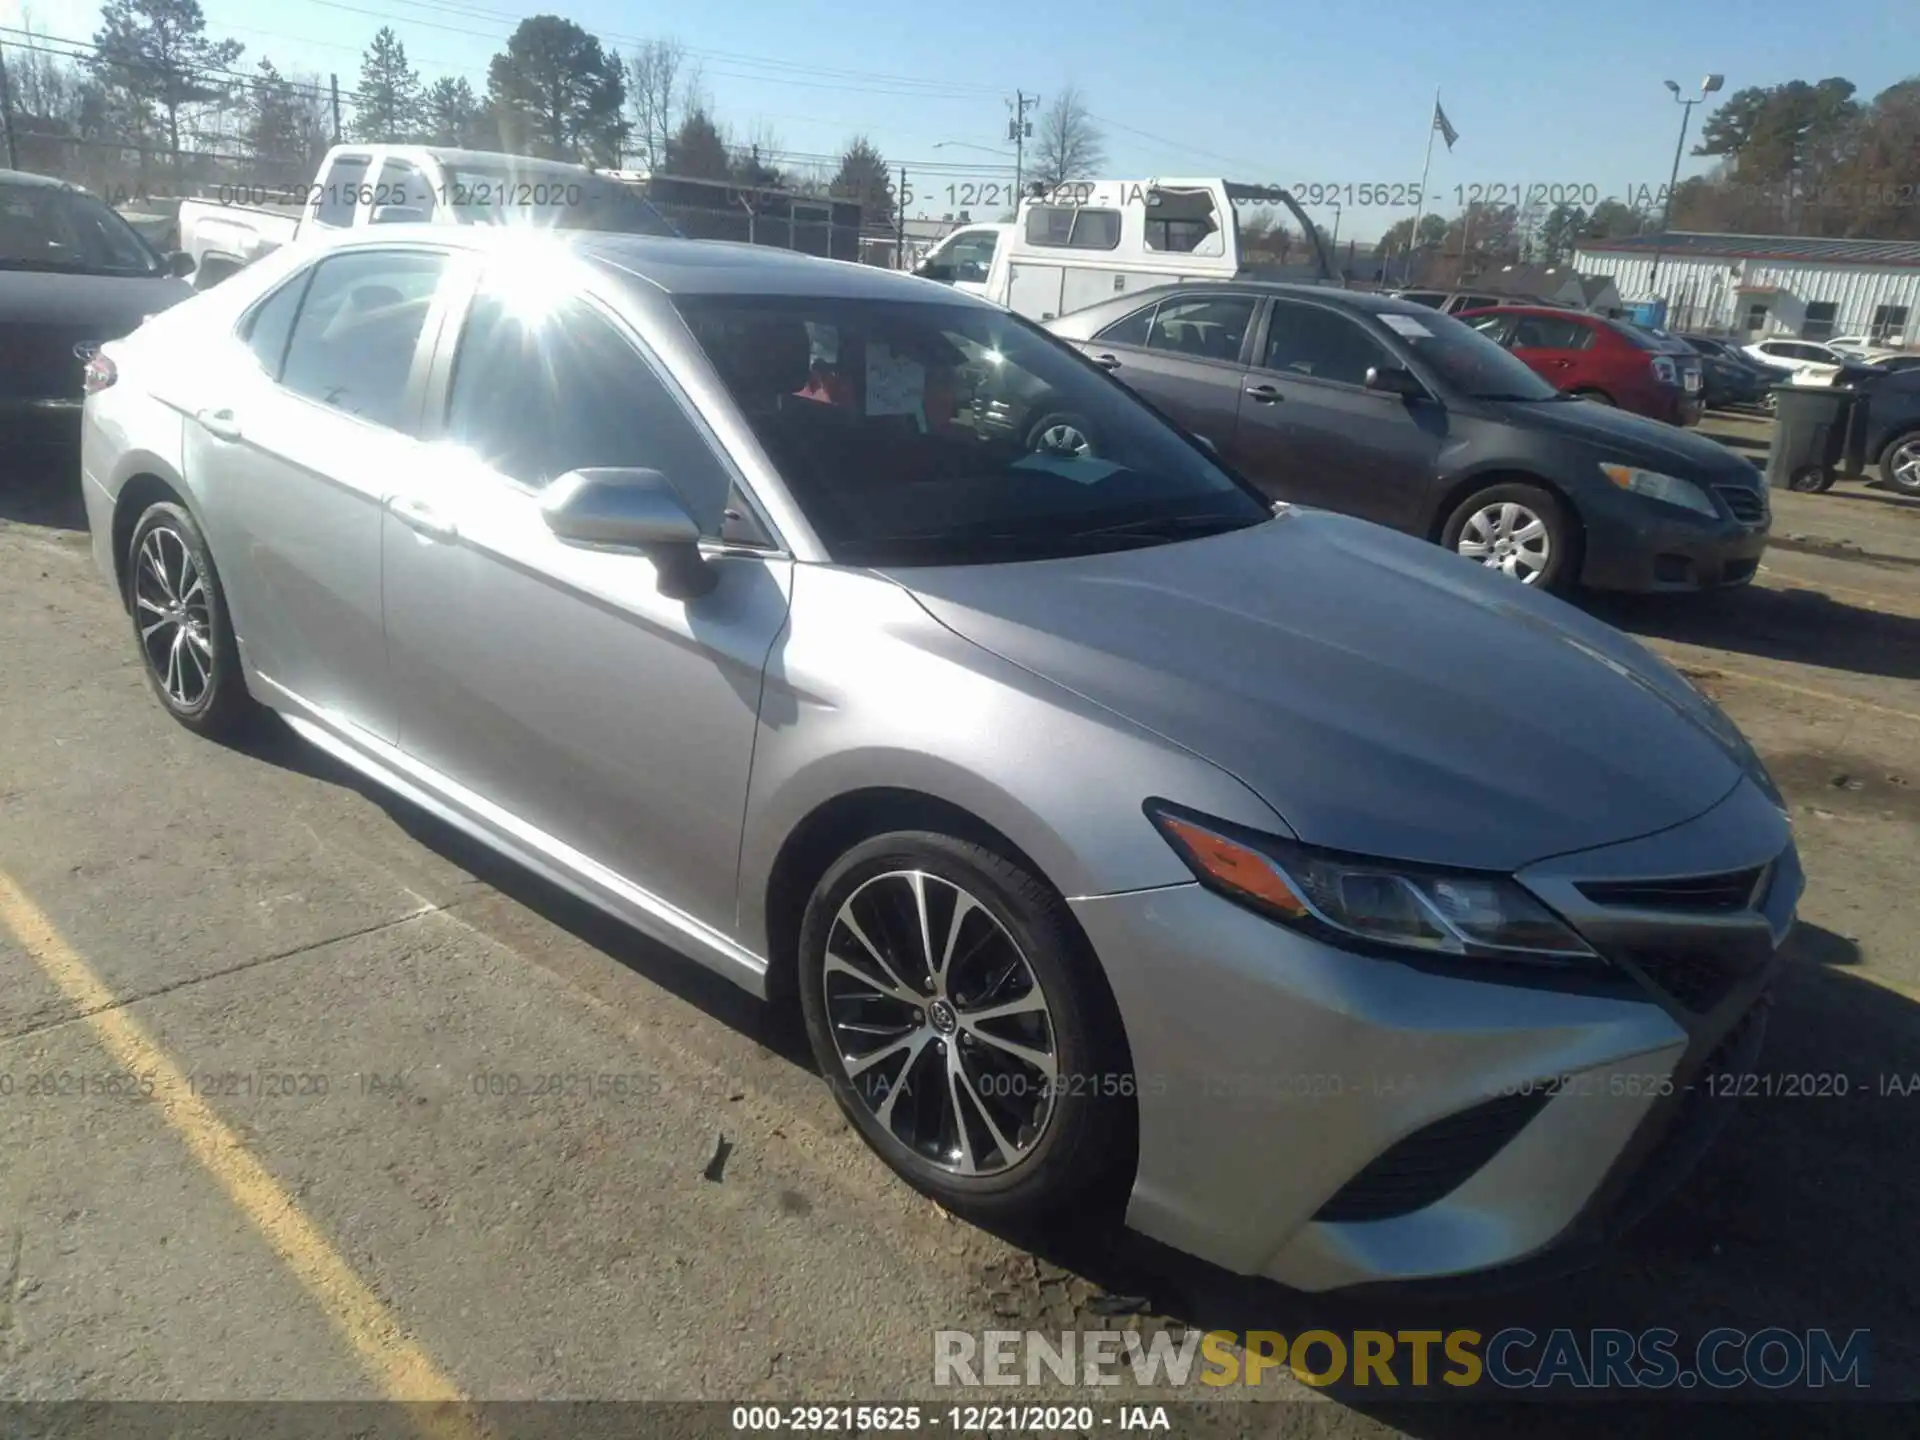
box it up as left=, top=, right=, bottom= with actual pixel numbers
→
left=1572, top=389, right=1615, bottom=407
left=1880, top=429, right=1920, bottom=495
left=1025, top=410, right=1096, bottom=458
left=1440, top=481, right=1575, bottom=592
left=797, top=831, right=1129, bottom=1224
left=126, top=501, right=255, bottom=737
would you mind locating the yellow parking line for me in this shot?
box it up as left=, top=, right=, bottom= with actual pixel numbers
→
left=0, top=870, right=481, bottom=1440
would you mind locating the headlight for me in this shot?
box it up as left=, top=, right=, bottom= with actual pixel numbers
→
left=1600, top=463, right=1718, bottom=516
left=1146, top=803, right=1600, bottom=967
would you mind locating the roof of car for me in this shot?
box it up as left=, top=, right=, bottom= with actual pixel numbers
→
left=1453, top=303, right=1593, bottom=317
left=1094, top=279, right=1457, bottom=317
left=0, top=168, right=79, bottom=190
left=302, top=223, right=985, bottom=303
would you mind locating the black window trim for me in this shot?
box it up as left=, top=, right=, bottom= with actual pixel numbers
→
left=425, top=267, right=789, bottom=556
left=312, top=151, right=376, bottom=229
left=1091, top=298, right=1160, bottom=348
left=1249, top=296, right=1404, bottom=394
left=236, top=264, right=319, bottom=382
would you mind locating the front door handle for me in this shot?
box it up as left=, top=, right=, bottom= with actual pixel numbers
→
left=1244, top=383, right=1283, bottom=403
left=1091, top=352, right=1122, bottom=371
left=195, top=407, right=243, bottom=442
left=387, top=495, right=457, bottom=542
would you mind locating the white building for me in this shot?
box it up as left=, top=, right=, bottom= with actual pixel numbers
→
left=1571, top=232, right=1919, bottom=344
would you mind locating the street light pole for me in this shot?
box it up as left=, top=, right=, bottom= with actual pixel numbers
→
left=1647, top=73, right=1722, bottom=294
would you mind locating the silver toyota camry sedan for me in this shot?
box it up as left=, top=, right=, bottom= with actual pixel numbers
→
left=79, top=226, right=1801, bottom=1291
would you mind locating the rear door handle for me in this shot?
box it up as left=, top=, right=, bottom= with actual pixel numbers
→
left=195, top=407, right=242, bottom=442
left=1244, top=384, right=1283, bottom=403
left=1091, top=352, right=1122, bottom=371
left=387, top=495, right=457, bottom=542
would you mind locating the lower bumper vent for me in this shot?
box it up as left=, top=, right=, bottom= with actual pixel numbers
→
left=1314, top=1089, right=1552, bottom=1223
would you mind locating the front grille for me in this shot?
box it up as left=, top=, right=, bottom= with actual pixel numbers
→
left=1314, top=1089, right=1551, bottom=1223
left=1715, top=484, right=1767, bottom=523
left=1578, top=864, right=1768, bottom=913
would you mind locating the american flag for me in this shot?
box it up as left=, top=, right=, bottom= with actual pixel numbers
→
left=1433, top=100, right=1459, bottom=151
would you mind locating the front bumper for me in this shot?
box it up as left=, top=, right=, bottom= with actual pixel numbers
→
left=1074, top=777, right=1799, bottom=1292
left=1576, top=481, right=1771, bottom=593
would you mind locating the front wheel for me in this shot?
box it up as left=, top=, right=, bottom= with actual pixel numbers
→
left=126, top=501, right=255, bottom=736
left=797, top=831, right=1130, bottom=1224
left=1881, top=429, right=1920, bottom=495
left=1440, top=482, right=1574, bottom=591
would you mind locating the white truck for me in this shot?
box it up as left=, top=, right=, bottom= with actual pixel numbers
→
left=912, top=178, right=1333, bottom=320
left=178, top=144, right=677, bottom=288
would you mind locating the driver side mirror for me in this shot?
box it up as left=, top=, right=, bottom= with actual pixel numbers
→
left=165, top=249, right=196, bottom=278
left=1364, top=365, right=1425, bottom=399
left=540, top=468, right=717, bottom=599
left=916, top=262, right=955, bottom=283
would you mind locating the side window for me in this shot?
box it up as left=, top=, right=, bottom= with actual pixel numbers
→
left=278, top=249, right=447, bottom=430
left=1023, top=205, right=1121, bottom=250
left=1261, top=302, right=1393, bottom=386
left=372, top=159, right=436, bottom=222
left=1465, top=313, right=1513, bottom=345
left=239, top=268, right=314, bottom=380
left=314, top=154, right=372, bottom=229
left=1511, top=314, right=1590, bottom=350
left=445, top=291, right=729, bottom=501
left=1094, top=302, right=1157, bottom=348
left=1144, top=295, right=1257, bottom=363
left=1144, top=192, right=1221, bottom=255
left=944, top=230, right=998, bottom=282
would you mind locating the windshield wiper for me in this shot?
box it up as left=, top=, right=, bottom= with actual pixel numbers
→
left=1064, top=512, right=1259, bottom=542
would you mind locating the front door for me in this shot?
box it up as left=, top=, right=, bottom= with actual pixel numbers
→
left=1231, top=297, right=1445, bottom=530
left=1502, top=311, right=1598, bottom=393
left=181, top=246, right=450, bottom=742
left=381, top=280, right=792, bottom=935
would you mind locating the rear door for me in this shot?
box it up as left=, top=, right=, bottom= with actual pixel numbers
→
left=1231, top=297, right=1445, bottom=529
left=1082, top=292, right=1257, bottom=451
left=182, top=245, right=452, bottom=741
left=1504, top=311, right=1596, bottom=391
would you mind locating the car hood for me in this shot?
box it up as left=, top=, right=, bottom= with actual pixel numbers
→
left=1485, top=395, right=1758, bottom=477
left=894, top=511, right=1744, bottom=872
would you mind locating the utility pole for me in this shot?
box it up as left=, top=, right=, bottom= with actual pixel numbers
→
left=330, top=74, right=343, bottom=144
left=0, top=43, right=18, bottom=171
left=1007, top=91, right=1037, bottom=201
left=896, top=165, right=907, bottom=270
left=1649, top=74, right=1723, bottom=293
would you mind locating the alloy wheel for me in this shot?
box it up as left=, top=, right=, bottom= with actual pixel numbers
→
left=1456, top=501, right=1552, bottom=584
left=1891, top=438, right=1920, bottom=492
left=133, top=526, right=214, bottom=708
left=822, top=869, right=1058, bottom=1177
left=1035, top=422, right=1090, bottom=457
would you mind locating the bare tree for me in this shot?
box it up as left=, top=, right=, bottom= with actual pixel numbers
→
left=626, top=37, right=696, bottom=171
left=1031, top=85, right=1104, bottom=190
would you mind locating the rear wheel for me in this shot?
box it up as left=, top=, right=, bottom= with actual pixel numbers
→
left=1881, top=429, right=1920, bottom=495
left=798, top=831, right=1129, bottom=1224
left=1440, top=481, right=1574, bottom=591
left=126, top=501, right=255, bottom=737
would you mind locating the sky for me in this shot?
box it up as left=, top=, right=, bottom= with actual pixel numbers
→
left=3, top=0, right=1915, bottom=241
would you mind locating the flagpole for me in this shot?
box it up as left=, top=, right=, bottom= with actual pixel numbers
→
left=1406, top=86, right=1439, bottom=285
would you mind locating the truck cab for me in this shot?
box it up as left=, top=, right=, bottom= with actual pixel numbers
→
left=972, top=178, right=1330, bottom=323
left=912, top=223, right=1012, bottom=297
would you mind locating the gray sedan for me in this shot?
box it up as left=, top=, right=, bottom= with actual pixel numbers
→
left=79, top=226, right=1801, bottom=1291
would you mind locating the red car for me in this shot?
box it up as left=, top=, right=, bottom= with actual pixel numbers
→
left=1458, top=306, right=1706, bottom=427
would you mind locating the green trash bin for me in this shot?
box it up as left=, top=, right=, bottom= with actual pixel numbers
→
left=1765, top=381, right=1856, bottom=493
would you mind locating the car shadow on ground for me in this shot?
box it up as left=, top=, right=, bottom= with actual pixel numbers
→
left=0, top=451, right=88, bottom=531
left=1821, top=481, right=1920, bottom=516
left=1589, top=584, right=1920, bottom=684
left=222, top=715, right=1916, bottom=1429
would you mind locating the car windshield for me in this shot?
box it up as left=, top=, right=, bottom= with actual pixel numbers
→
left=1383, top=306, right=1562, bottom=401
left=677, top=294, right=1271, bottom=565
left=0, top=182, right=161, bottom=275
left=444, top=166, right=678, bottom=235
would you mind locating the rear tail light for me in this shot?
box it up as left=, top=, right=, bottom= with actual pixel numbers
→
left=1651, top=354, right=1679, bottom=386
left=83, top=351, right=118, bottom=395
